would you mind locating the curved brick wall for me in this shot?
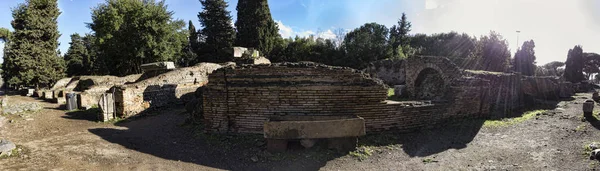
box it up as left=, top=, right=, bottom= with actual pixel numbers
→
left=202, top=62, right=489, bottom=133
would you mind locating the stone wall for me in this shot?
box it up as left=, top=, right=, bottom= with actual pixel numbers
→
left=521, top=76, right=561, bottom=100
left=75, top=75, right=142, bottom=109
left=113, top=63, right=223, bottom=118
left=464, top=70, right=522, bottom=118
left=202, top=62, right=488, bottom=133
left=364, top=59, right=405, bottom=86
left=404, top=56, right=463, bottom=99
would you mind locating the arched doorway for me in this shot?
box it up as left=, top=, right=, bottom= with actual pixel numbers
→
left=414, top=68, right=445, bottom=100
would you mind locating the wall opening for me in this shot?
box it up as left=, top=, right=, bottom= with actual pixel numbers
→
left=414, top=68, right=445, bottom=100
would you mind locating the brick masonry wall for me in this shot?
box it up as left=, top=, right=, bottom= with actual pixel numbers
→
left=114, top=63, right=223, bottom=117
left=364, top=59, right=406, bottom=86
left=464, top=71, right=523, bottom=118
left=202, top=62, right=489, bottom=134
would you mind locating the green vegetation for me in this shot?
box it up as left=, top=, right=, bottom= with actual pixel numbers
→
left=565, top=45, right=585, bottom=83
left=387, top=88, right=408, bottom=101
left=483, top=110, right=546, bottom=128
left=422, top=158, right=439, bottom=164
left=513, top=40, right=536, bottom=76
left=197, top=0, right=236, bottom=63
left=235, top=0, right=281, bottom=56
left=349, top=146, right=374, bottom=161
left=576, top=124, right=587, bottom=132
left=88, top=0, right=187, bottom=76
left=2, top=0, right=66, bottom=89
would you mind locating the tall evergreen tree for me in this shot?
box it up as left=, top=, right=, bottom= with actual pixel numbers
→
left=564, top=45, right=585, bottom=83
left=513, top=40, right=536, bottom=76
left=82, top=34, right=99, bottom=75
left=178, top=20, right=199, bottom=67
left=197, top=0, right=235, bottom=63
left=2, top=0, right=65, bottom=89
left=64, top=33, right=88, bottom=76
left=89, top=0, right=186, bottom=76
left=389, top=13, right=412, bottom=57
left=235, top=0, right=281, bottom=57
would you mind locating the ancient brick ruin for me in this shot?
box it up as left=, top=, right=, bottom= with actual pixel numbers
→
left=111, top=62, right=225, bottom=118
left=200, top=61, right=490, bottom=133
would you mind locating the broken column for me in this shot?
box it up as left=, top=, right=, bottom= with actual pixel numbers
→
left=584, top=99, right=595, bottom=120
left=98, top=93, right=115, bottom=122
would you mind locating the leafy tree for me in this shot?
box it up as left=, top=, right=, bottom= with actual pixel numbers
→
left=64, top=33, right=88, bottom=76
left=341, top=23, right=391, bottom=69
left=541, top=61, right=565, bottom=76
left=564, top=45, right=585, bottom=83
left=235, top=0, right=281, bottom=56
left=409, top=32, right=477, bottom=68
left=583, top=52, right=600, bottom=80
left=469, top=31, right=511, bottom=72
left=389, top=13, right=412, bottom=58
left=89, top=0, right=186, bottom=76
left=82, top=34, right=100, bottom=75
left=2, top=0, right=65, bottom=89
left=513, top=40, right=536, bottom=76
left=0, top=28, right=10, bottom=42
left=197, top=0, right=235, bottom=63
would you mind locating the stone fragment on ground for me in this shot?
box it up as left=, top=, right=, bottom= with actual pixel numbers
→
left=1, top=102, right=42, bottom=115
left=591, top=149, right=600, bottom=160
left=0, top=139, right=16, bottom=157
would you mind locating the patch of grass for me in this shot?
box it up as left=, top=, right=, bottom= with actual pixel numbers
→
left=422, top=158, right=439, bottom=164
left=387, top=88, right=409, bottom=101
left=465, top=70, right=507, bottom=75
left=576, top=124, right=588, bottom=132
left=483, top=110, right=546, bottom=128
left=582, top=141, right=600, bottom=158
left=349, top=146, right=374, bottom=161
left=0, top=145, right=25, bottom=159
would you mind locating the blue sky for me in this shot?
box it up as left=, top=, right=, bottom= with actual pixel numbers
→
left=1, top=0, right=600, bottom=65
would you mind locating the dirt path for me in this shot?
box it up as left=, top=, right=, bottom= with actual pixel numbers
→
left=0, top=94, right=599, bottom=170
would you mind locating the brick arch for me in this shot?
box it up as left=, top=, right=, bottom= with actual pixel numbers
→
left=405, top=56, right=463, bottom=99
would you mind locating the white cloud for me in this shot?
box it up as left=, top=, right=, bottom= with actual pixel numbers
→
left=425, top=0, right=439, bottom=9
left=276, top=20, right=337, bottom=40
left=318, top=30, right=337, bottom=40
left=276, top=20, right=294, bottom=38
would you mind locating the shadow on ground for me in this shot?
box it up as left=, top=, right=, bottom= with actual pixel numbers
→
left=88, top=106, right=344, bottom=171
left=62, top=108, right=100, bottom=122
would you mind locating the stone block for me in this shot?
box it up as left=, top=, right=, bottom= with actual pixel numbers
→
left=140, top=62, right=175, bottom=72
left=263, top=115, right=366, bottom=139
left=98, top=93, right=115, bottom=122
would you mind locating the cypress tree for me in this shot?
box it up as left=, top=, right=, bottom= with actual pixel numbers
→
left=235, top=0, right=281, bottom=57
left=198, top=0, right=235, bottom=63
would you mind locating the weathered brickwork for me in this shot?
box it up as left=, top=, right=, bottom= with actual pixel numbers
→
left=464, top=71, right=523, bottom=118
left=364, top=59, right=406, bottom=86
left=202, top=62, right=489, bottom=133
left=113, top=63, right=223, bottom=117
left=405, top=56, right=463, bottom=99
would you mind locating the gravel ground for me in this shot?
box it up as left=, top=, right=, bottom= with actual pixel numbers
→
left=0, top=93, right=599, bottom=170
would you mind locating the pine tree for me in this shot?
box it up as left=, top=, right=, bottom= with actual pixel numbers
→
left=64, top=33, right=88, bottom=76
left=197, top=0, right=235, bottom=63
left=389, top=13, right=412, bottom=57
left=235, top=0, right=281, bottom=57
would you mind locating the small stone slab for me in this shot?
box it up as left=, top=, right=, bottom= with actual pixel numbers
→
left=0, top=139, right=16, bottom=156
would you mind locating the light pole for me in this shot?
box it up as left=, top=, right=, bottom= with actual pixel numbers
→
left=516, top=30, right=521, bottom=51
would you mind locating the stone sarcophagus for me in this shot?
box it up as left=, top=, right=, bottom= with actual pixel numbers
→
left=263, top=115, right=366, bottom=152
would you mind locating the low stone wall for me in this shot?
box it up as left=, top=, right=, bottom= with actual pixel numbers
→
left=521, top=76, right=561, bottom=100
left=202, top=62, right=489, bottom=133
left=464, top=70, right=522, bottom=118
left=113, top=63, right=223, bottom=118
